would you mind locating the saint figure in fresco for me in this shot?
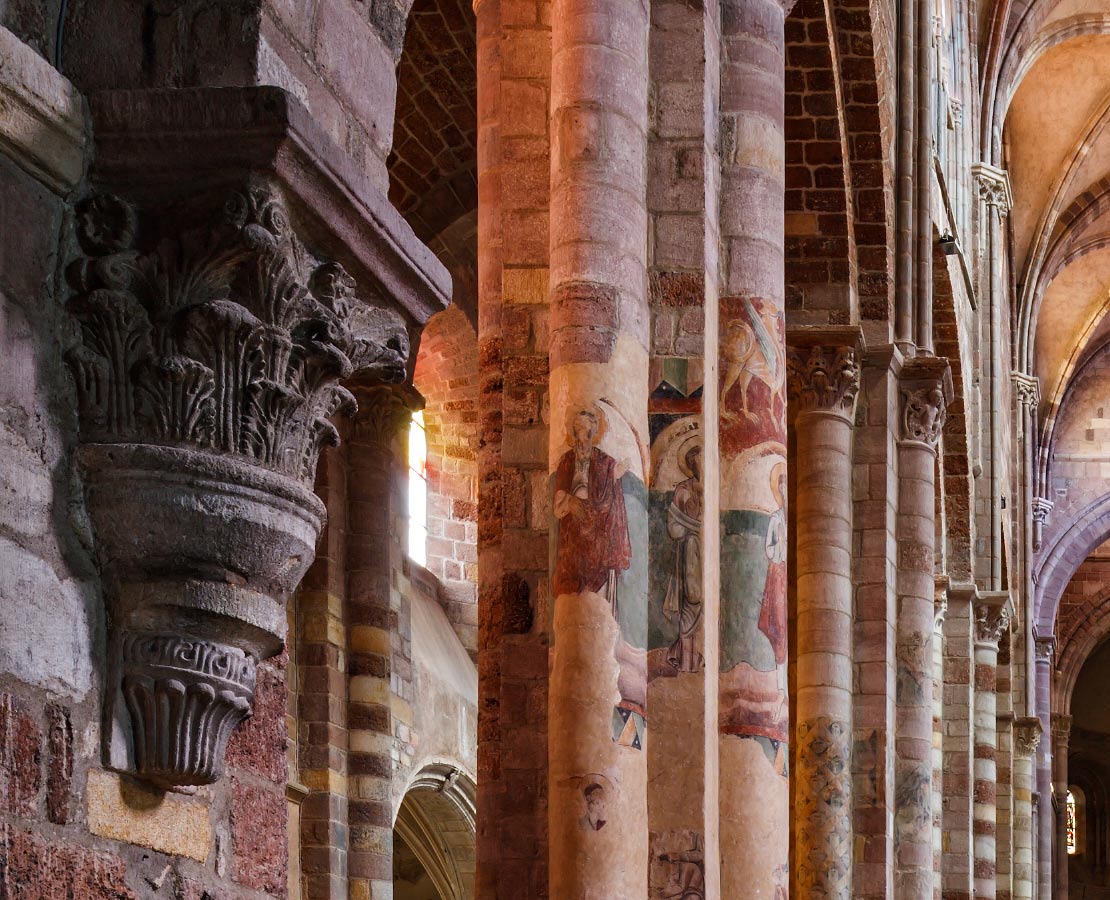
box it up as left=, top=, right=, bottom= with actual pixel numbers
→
left=758, top=461, right=788, bottom=666
left=720, top=296, right=784, bottom=423
left=664, top=440, right=704, bottom=673
left=660, top=833, right=705, bottom=900
left=553, top=407, right=631, bottom=615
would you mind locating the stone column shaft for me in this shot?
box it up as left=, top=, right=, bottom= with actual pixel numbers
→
left=894, top=359, right=950, bottom=900
left=1035, top=638, right=1055, bottom=900
left=1013, top=717, right=1043, bottom=900
left=1054, top=714, right=1071, bottom=900
left=788, top=341, right=860, bottom=899
left=716, top=0, right=789, bottom=894
left=548, top=0, right=651, bottom=896
left=973, top=595, right=1011, bottom=900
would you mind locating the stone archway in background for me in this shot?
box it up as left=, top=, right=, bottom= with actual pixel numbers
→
left=394, top=764, right=477, bottom=900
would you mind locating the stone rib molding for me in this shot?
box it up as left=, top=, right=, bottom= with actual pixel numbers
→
left=69, top=86, right=443, bottom=790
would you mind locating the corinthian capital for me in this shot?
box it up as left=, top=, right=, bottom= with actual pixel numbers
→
left=787, top=344, right=861, bottom=416
left=1052, top=714, right=1072, bottom=749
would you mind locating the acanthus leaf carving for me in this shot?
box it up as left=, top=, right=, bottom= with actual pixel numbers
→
left=1013, top=717, right=1044, bottom=760
left=66, top=180, right=410, bottom=484
left=974, top=599, right=1011, bottom=648
left=68, top=178, right=413, bottom=790
left=787, top=344, right=861, bottom=416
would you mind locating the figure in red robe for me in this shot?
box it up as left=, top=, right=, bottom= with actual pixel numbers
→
left=553, top=409, right=631, bottom=615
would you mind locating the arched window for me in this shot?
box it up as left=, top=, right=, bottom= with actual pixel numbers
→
left=409, top=411, right=428, bottom=567
left=1068, top=789, right=1077, bottom=854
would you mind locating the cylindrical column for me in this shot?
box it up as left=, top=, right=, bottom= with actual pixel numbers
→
left=548, top=1, right=651, bottom=896
left=787, top=343, right=860, bottom=899
left=1035, top=637, right=1055, bottom=899
left=717, top=0, right=789, bottom=894
left=474, top=3, right=503, bottom=896
left=894, top=360, right=949, bottom=900
left=1054, top=713, right=1072, bottom=900
left=973, top=596, right=1010, bottom=899
left=1013, top=717, right=1044, bottom=900
left=932, top=584, right=947, bottom=900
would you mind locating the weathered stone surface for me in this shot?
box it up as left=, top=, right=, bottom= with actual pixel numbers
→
left=86, top=768, right=211, bottom=862
left=0, top=692, right=41, bottom=818
left=230, top=778, right=287, bottom=896
left=0, top=824, right=138, bottom=900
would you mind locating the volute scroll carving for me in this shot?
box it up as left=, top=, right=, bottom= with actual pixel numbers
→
left=68, top=179, right=413, bottom=789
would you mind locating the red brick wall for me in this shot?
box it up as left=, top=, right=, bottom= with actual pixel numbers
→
left=414, top=306, right=481, bottom=658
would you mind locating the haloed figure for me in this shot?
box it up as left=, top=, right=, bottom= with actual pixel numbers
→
left=664, top=441, right=704, bottom=672
left=553, top=407, right=631, bottom=616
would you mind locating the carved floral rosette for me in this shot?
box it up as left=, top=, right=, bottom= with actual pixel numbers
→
left=67, top=179, right=411, bottom=787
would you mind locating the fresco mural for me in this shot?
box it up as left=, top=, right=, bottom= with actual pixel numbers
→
left=648, top=417, right=705, bottom=678
left=718, top=296, right=789, bottom=762
left=552, top=403, right=648, bottom=749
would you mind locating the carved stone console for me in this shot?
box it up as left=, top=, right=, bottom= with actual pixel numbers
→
left=69, top=87, right=450, bottom=788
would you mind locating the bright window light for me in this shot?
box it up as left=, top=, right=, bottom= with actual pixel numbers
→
left=408, top=411, right=428, bottom=567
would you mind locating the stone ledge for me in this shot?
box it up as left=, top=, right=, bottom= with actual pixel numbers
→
left=0, top=25, right=88, bottom=194
left=87, top=86, right=451, bottom=327
left=86, top=768, right=211, bottom=862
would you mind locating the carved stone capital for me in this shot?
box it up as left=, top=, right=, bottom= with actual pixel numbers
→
left=974, top=593, right=1012, bottom=649
left=787, top=344, right=861, bottom=417
left=65, top=89, right=442, bottom=790
left=1014, top=717, right=1044, bottom=760
left=1032, top=497, right=1054, bottom=525
left=1012, top=371, right=1040, bottom=408
left=898, top=357, right=952, bottom=448
left=935, top=595, right=949, bottom=632
left=1034, top=633, right=1057, bottom=664
left=972, top=162, right=1013, bottom=213
left=351, top=384, right=423, bottom=447
left=1052, top=714, right=1072, bottom=749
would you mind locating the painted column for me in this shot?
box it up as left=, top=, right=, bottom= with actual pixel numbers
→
left=972, top=593, right=1011, bottom=900
left=1035, top=635, right=1056, bottom=900
left=548, top=0, right=651, bottom=896
left=1013, top=717, right=1044, bottom=900
left=787, top=339, right=860, bottom=899
left=894, top=357, right=950, bottom=900
left=717, top=0, right=789, bottom=894
left=1053, top=713, right=1072, bottom=900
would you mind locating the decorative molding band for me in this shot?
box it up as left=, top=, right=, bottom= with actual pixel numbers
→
left=0, top=24, right=88, bottom=194
left=786, top=344, right=861, bottom=416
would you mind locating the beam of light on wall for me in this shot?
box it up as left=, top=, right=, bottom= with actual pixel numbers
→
left=409, top=411, right=428, bottom=567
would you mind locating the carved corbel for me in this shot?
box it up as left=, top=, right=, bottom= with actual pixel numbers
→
left=1032, top=497, right=1053, bottom=552
left=67, top=181, right=412, bottom=788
